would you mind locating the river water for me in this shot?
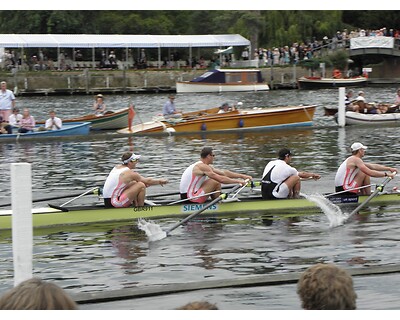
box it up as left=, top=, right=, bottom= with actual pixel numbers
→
left=1, top=86, right=400, bottom=310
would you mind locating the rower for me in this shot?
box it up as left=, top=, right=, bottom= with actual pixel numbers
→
left=261, top=148, right=320, bottom=200
left=179, top=146, right=251, bottom=203
left=103, top=152, right=168, bottom=208
left=334, top=142, right=397, bottom=195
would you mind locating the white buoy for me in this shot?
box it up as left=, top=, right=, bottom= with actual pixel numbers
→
left=11, top=163, right=33, bottom=286
left=338, top=87, right=346, bottom=127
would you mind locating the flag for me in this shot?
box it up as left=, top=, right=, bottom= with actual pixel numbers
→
left=128, top=104, right=135, bottom=132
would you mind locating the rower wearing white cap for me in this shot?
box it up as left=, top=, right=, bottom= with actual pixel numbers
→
left=103, top=152, right=168, bottom=208
left=334, top=142, right=397, bottom=195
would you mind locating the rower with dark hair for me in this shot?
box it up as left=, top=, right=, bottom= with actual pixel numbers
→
left=179, top=146, right=252, bottom=203
left=261, top=148, right=320, bottom=200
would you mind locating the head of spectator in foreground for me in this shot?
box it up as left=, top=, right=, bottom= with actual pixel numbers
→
left=0, top=277, right=78, bottom=310
left=297, top=263, right=357, bottom=310
left=176, top=301, right=218, bottom=310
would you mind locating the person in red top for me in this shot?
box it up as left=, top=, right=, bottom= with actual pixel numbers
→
left=332, top=69, right=342, bottom=79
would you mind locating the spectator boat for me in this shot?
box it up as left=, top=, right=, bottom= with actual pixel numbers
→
left=176, top=69, right=269, bottom=93
left=297, top=76, right=368, bottom=89
left=36, top=108, right=130, bottom=130
left=0, top=122, right=90, bottom=141
left=117, top=105, right=316, bottom=135
left=339, top=110, right=400, bottom=125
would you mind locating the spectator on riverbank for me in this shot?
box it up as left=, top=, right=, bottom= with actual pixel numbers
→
left=297, top=263, right=357, bottom=310
left=0, top=277, right=78, bottom=309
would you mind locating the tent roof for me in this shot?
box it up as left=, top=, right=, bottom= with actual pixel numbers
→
left=0, top=34, right=250, bottom=48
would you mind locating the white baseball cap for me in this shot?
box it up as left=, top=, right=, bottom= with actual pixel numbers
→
left=351, top=142, right=367, bottom=152
left=122, top=153, right=141, bottom=164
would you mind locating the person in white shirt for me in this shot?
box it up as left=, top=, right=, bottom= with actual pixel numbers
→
left=8, top=107, right=22, bottom=127
left=179, top=147, right=252, bottom=203
left=103, top=152, right=168, bottom=208
left=261, top=148, right=320, bottom=200
left=45, top=110, right=62, bottom=130
left=0, top=81, right=16, bottom=122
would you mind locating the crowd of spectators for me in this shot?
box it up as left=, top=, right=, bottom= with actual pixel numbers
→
left=248, top=26, right=400, bottom=67
left=1, top=26, right=400, bottom=71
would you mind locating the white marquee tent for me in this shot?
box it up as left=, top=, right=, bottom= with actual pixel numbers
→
left=0, top=34, right=251, bottom=68
left=0, top=34, right=250, bottom=48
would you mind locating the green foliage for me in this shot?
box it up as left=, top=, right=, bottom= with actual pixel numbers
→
left=328, top=50, right=350, bottom=70
left=298, top=50, right=349, bottom=71
left=0, top=10, right=399, bottom=50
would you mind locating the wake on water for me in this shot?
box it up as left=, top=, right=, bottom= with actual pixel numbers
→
left=137, top=218, right=167, bottom=241
left=300, top=193, right=348, bottom=227
left=137, top=194, right=348, bottom=241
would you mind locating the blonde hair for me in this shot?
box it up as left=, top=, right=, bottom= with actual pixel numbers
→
left=176, top=301, right=218, bottom=310
left=297, top=263, right=357, bottom=310
left=0, top=277, right=78, bottom=310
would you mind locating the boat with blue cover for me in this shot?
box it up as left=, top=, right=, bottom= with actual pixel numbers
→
left=176, top=69, right=269, bottom=93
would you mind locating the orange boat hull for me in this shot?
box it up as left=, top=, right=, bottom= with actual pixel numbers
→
left=119, top=105, right=316, bottom=134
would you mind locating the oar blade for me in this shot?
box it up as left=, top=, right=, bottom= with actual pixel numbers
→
left=344, top=176, right=394, bottom=223
left=48, top=204, right=69, bottom=212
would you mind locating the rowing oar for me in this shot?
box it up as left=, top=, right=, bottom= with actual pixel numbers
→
left=48, top=187, right=100, bottom=212
left=164, top=183, right=243, bottom=238
left=146, top=181, right=259, bottom=199
left=344, top=175, right=394, bottom=223
left=0, top=188, right=100, bottom=208
left=325, top=183, right=376, bottom=197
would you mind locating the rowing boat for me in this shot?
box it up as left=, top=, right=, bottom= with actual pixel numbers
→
left=340, top=110, right=400, bottom=125
left=297, top=76, right=367, bottom=89
left=117, top=105, right=316, bottom=135
left=0, top=122, right=90, bottom=141
left=1, top=192, right=399, bottom=231
left=36, top=108, right=130, bottom=130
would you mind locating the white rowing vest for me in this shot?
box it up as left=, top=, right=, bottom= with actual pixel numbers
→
left=103, top=166, right=130, bottom=198
left=335, top=157, right=360, bottom=189
left=179, top=161, right=207, bottom=194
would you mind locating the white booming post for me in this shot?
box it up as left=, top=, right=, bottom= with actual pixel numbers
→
left=338, top=87, right=346, bottom=127
left=11, top=163, right=33, bottom=286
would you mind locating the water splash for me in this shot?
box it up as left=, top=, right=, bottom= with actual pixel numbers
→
left=137, top=218, right=167, bottom=241
left=301, top=193, right=349, bottom=227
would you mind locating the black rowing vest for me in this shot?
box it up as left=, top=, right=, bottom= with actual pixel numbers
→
left=261, top=165, right=278, bottom=200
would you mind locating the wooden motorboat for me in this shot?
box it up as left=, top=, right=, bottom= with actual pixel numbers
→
left=176, top=69, right=269, bottom=93
left=297, top=76, right=367, bottom=90
left=117, top=105, right=316, bottom=135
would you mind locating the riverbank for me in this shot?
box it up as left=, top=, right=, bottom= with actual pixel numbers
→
left=1, top=65, right=399, bottom=96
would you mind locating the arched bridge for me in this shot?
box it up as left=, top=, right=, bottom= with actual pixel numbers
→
left=349, top=36, right=400, bottom=57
